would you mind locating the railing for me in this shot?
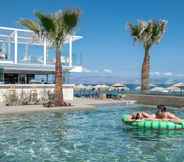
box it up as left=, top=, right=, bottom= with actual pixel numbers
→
left=0, top=26, right=83, bottom=67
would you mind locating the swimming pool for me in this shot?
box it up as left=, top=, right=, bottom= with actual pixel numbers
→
left=0, top=105, right=184, bottom=162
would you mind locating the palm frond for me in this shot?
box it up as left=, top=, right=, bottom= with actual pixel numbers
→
left=63, top=9, right=80, bottom=33
left=20, top=9, right=80, bottom=48
left=128, top=19, right=167, bottom=48
left=35, top=11, right=56, bottom=33
left=19, top=19, right=40, bottom=34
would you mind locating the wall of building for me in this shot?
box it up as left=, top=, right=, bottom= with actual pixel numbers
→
left=124, top=94, right=184, bottom=107
left=0, top=84, right=74, bottom=104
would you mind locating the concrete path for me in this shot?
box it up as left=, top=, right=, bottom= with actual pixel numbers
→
left=0, top=98, right=136, bottom=115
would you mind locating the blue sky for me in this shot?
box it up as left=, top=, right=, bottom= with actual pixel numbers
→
left=0, top=0, right=184, bottom=79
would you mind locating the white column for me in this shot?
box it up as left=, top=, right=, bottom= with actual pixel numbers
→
left=14, top=30, right=18, bottom=64
left=69, top=37, right=72, bottom=66
left=43, top=38, right=47, bottom=65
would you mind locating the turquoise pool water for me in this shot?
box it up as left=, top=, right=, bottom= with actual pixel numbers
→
left=0, top=105, right=184, bottom=162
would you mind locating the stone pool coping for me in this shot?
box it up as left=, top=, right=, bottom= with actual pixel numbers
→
left=0, top=98, right=136, bottom=115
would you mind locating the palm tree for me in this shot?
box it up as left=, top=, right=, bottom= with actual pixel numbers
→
left=20, top=9, right=80, bottom=106
left=128, top=20, right=167, bottom=93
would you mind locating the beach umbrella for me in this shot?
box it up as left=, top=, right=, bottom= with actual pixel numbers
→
left=85, top=85, right=93, bottom=90
left=94, top=84, right=102, bottom=89
left=94, top=85, right=109, bottom=92
left=166, top=86, right=180, bottom=92
left=112, top=83, right=125, bottom=88
left=74, top=84, right=86, bottom=90
left=112, top=83, right=127, bottom=92
left=150, top=87, right=168, bottom=93
left=173, top=82, right=184, bottom=89
left=149, top=84, right=156, bottom=88
left=122, top=87, right=130, bottom=91
left=172, top=82, right=184, bottom=95
left=135, top=86, right=141, bottom=91
left=95, top=84, right=109, bottom=89
left=100, top=84, right=109, bottom=89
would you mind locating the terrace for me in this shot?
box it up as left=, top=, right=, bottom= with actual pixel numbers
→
left=0, top=26, right=83, bottom=74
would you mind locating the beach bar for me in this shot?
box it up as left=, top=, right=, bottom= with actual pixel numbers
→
left=0, top=26, right=83, bottom=102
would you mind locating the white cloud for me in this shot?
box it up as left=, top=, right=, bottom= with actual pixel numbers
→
left=176, top=74, right=184, bottom=77
left=163, top=72, right=173, bottom=76
left=151, top=72, right=161, bottom=76
left=150, top=71, right=184, bottom=78
left=82, top=67, right=112, bottom=74
left=82, top=67, right=100, bottom=73
left=103, top=69, right=112, bottom=73
left=151, top=71, right=174, bottom=77
left=82, top=67, right=91, bottom=73
left=93, top=70, right=99, bottom=73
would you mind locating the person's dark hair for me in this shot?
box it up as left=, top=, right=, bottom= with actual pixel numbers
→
left=161, top=106, right=167, bottom=112
left=131, top=114, right=136, bottom=119
left=135, top=113, right=140, bottom=120
left=157, top=105, right=162, bottom=110
left=156, top=105, right=165, bottom=115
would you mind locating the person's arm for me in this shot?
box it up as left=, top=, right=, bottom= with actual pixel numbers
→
left=128, top=115, right=134, bottom=121
left=167, top=112, right=182, bottom=121
left=128, top=113, right=142, bottom=121
left=141, top=112, right=156, bottom=119
left=167, top=118, right=182, bottom=124
left=141, top=112, right=151, bottom=118
left=162, top=113, right=182, bottom=123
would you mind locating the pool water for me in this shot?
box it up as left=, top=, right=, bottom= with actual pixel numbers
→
left=0, top=105, right=184, bottom=162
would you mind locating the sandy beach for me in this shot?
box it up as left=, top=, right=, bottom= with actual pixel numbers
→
left=0, top=98, right=136, bottom=115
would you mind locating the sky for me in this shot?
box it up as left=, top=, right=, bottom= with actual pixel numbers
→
left=0, top=0, right=184, bottom=80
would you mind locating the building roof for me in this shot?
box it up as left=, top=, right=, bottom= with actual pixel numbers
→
left=0, top=26, right=83, bottom=46
left=0, top=63, right=82, bottom=74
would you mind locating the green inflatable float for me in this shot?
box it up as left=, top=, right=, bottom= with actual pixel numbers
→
left=122, top=115, right=184, bottom=129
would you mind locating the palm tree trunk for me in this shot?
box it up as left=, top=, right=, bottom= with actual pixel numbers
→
left=54, top=47, right=65, bottom=106
left=141, top=47, right=150, bottom=93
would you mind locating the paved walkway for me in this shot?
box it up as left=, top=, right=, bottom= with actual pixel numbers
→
left=0, top=98, right=136, bottom=115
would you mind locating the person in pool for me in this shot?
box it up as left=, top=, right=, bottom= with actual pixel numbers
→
left=128, top=105, right=182, bottom=123
left=155, top=105, right=182, bottom=123
left=128, top=112, right=155, bottom=121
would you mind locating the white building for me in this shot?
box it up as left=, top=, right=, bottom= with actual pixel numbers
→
left=0, top=26, right=83, bottom=101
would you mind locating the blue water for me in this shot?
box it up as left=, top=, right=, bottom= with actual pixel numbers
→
left=0, top=105, right=184, bottom=162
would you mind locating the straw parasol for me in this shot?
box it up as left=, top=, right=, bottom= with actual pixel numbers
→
left=74, top=84, right=86, bottom=90
left=112, top=83, right=125, bottom=88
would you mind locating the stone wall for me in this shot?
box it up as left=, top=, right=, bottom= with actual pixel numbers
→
left=124, top=94, right=184, bottom=107
left=0, top=84, right=74, bottom=104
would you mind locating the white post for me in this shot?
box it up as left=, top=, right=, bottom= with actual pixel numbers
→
left=69, top=37, right=72, bottom=66
left=43, top=38, right=47, bottom=65
left=14, top=30, right=18, bottom=64
left=8, top=37, right=11, bottom=60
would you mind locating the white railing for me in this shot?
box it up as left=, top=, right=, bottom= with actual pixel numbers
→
left=0, top=26, right=83, bottom=67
